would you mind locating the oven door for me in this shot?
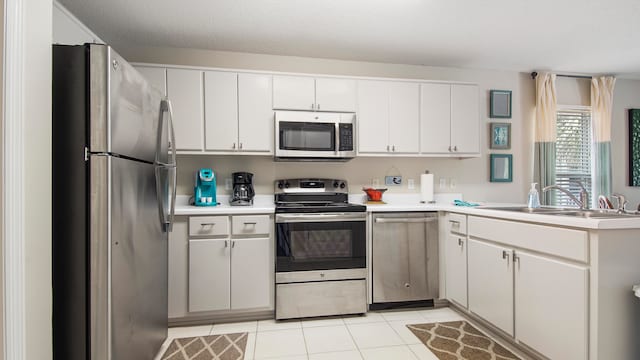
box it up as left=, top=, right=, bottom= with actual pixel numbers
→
left=275, top=212, right=366, bottom=272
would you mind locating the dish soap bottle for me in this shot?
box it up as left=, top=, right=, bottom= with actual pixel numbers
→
left=527, top=183, right=541, bottom=208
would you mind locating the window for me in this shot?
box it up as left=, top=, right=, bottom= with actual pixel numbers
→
left=553, top=107, right=592, bottom=206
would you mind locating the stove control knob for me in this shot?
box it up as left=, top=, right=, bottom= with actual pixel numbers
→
left=333, top=181, right=339, bottom=188
left=284, top=182, right=290, bottom=189
left=277, top=181, right=284, bottom=189
left=340, top=182, right=346, bottom=189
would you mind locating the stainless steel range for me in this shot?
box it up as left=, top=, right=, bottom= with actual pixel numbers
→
left=274, top=178, right=367, bottom=320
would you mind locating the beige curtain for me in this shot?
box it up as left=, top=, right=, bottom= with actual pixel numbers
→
left=591, top=76, right=616, bottom=199
left=534, top=72, right=557, bottom=205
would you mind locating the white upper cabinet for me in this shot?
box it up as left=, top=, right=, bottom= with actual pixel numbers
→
left=420, top=83, right=451, bottom=153
left=388, top=82, right=420, bottom=153
left=420, top=83, right=479, bottom=155
left=357, top=80, right=419, bottom=154
left=238, top=73, right=274, bottom=153
left=204, top=71, right=238, bottom=151
left=357, top=80, right=389, bottom=153
left=166, top=69, right=204, bottom=151
left=315, top=78, right=357, bottom=112
left=451, top=84, right=480, bottom=154
left=273, top=75, right=316, bottom=111
left=136, top=66, right=167, bottom=96
left=273, top=75, right=356, bottom=112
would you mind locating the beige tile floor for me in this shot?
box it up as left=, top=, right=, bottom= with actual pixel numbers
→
left=155, top=307, right=467, bottom=360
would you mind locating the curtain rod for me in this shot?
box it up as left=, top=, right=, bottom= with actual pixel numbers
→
left=530, top=71, right=592, bottom=80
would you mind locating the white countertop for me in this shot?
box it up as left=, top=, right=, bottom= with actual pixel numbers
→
left=174, top=193, right=640, bottom=230
left=175, top=195, right=275, bottom=215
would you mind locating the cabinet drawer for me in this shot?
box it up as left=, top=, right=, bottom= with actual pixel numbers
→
left=467, top=216, right=588, bottom=262
left=232, top=215, right=271, bottom=236
left=448, top=213, right=467, bottom=235
left=189, top=216, right=229, bottom=237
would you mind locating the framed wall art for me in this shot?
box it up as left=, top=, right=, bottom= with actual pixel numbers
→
left=490, top=122, right=511, bottom=149
left=629, top=109, right=640, bottom=186
left=490, top=154, right=513, bottom=182
left=490, top=90, right=512, bottom=118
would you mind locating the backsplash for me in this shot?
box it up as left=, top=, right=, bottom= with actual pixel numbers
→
left=175, top=154, right=526, bottom=203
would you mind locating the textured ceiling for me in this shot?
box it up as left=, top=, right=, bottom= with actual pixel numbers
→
left=59, top=0, right=640, bottom=77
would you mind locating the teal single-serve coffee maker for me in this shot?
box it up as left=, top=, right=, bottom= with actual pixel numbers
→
left=194, top=168, right=217, bottom=206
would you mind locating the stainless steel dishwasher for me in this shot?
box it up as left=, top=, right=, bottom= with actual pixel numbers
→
left=372, top=212, right=439, bottom=307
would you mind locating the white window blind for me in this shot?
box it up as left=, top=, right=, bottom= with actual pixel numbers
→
left=554, top=108, right=592, bottom=206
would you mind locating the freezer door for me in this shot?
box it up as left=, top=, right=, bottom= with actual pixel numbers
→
left=90, top=156, right=168, bottom=360
left=89, top=44, right=165, bottom=163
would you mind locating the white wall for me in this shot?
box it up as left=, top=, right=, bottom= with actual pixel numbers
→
left=120, top=45, right=536, bottom=203
left=611, top=79, right=640, bottom=208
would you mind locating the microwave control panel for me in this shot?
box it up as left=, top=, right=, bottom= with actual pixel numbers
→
left=338, top=124, right=354, bottom=151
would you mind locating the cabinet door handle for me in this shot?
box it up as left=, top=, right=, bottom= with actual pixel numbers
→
left=232, top=142, right=236, bottom=149
left=454, top=145, right=458, bottom=152
left=404, top=283, right=411, bottom=288
left=449, top=220, right=460, bottom=224
left=392, top=145, right=396, bottom=152
left=243, top=222, right=257, bottom=225
left=239, top=142, right=243, bottom=149
left=502, top=250, right=510, bottom=260
left=311, top=103, right=315, bottom=110
left=231, top=240, right=235, bottom=248
left=448, top=146, right=452, bottom=152
left=387, top=145, right=390, bottom=151
left=224, top=240, right=228, bottom=248
left=458, top=238, right=463, bottom=247
left=200, top=223, right=216, bottom=226
left=317, top=103, right=321, bottom=110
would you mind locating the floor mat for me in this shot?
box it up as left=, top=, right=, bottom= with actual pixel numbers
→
left=160, top=332, right=248, bottom=360
left=407, top=321, right=520, bottom=360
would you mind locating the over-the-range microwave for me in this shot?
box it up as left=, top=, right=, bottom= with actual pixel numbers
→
left=275, top=111, right=356, bottom=161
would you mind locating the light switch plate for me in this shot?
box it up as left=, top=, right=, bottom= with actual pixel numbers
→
left=407, top=179, right=415, bottom=189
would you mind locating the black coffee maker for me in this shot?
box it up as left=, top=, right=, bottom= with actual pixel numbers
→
left=230, top=172, right=255, bottom=206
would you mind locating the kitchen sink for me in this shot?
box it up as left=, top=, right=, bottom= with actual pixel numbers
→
left=479, top=206, right=576, bottom=214
left=481, top=206, right=640, bottom=218
left=552, top=210, right=640, bottom=219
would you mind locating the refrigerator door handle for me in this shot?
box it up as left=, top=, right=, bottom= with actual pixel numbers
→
left=156, top=99, right=178, bottom=232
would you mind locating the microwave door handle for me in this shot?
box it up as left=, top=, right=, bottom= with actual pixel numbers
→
left=335, top=122, right=339, bottom=155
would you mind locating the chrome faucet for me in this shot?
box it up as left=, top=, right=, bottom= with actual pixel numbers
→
left=611, top=193, right=628, bottom=213
left=543, top=181, right=589, bottom=210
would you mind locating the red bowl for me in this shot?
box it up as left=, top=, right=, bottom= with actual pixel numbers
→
left=363, top=188, right=387, bottom=201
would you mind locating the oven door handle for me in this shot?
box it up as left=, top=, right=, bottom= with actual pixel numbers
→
left=374, top=217, right=438, bottom=224
left=276, top=213, right=366, bottom=223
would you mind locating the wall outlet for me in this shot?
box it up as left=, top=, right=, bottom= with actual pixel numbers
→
left=439, top=178, right=447, bottom=189
left=225, top=178, right=232, bottom=190
left=407, top=178, right=415, bottom=190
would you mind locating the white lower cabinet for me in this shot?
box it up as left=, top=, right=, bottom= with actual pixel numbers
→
left=188, top=237, right=272, bottom=312
left=188, top=239, right=231, bottom=312
left=515, top=252, right=588, bottom=360
left=169, top=214, right=274, bottom=320
left=445, top=233, right=468, bottom=308
left=459, top=214, right=589, bottom=359
left=230, top=238, right=272, bottom=309
left=467, top=239, right=514, bottom=336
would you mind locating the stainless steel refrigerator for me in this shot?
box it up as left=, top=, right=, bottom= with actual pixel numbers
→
left=52, top=44, right=176, bottom=360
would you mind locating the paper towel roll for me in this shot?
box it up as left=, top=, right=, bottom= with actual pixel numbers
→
left=420, top=173, right=434, bottom=203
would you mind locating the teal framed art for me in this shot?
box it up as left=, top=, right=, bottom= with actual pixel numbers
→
left=490, top=154, right=513, bottom=182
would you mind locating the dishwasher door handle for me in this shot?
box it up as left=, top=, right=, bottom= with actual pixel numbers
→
left=374, top=218, right=438, bottom=224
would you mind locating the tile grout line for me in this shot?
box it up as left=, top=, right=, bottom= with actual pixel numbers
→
left=343, top=319, right=366, bottom=360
